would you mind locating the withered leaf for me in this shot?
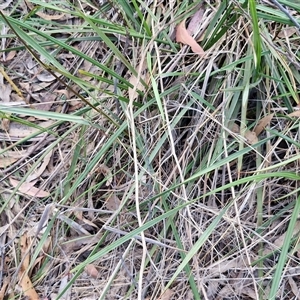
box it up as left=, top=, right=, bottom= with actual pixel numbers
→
left=10, top=178, right=50, bottom=198
left=105, top=193, right=121, bottom=211
left=19, top=234, right=39, bottom=300
left=176, top=20, right=205, bottom=56
left=254, top=113, right=274, bottom=136
left=85, top=264, right=99, bottom=279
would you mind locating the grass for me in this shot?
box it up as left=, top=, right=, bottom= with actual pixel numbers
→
left=0, top=0, right=300, bottom=299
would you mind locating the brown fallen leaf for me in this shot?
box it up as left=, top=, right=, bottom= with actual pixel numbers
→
left=95, top=164, right=113, bottom=186
left=9, top=178, right=50, bottom=198
left=31, top=92, right=56, bottom=111
left=1, top=119, right=10, bottom=132
left=240, top=287, right=258, bottom=299
left=229, top=123, right=258, bottom=145
left=229, top=123, right=240, bottom=133
left=0, top=150, right=27, bottom=168
left=176, top=20, right=205, bottom=56
left=2, top=50, right=16, bottom=62
left=288, top=110, right=300, bottom=118
left=263, top=220, right=300, bottom=256
left=30, top=80, right=54, bottom=93
left=0, top=81, right=12, bottom=131
left=9, top=121, right=54, bottom=137
left=0, top=155, right=19, bottom=168
left=35, top=12, right=66, bottom=21
left=244, top=130, right=258, bottom=145
left=27, top=149, right=53, bottom=182
left=0, top=83, right=12, bottom=103
left=58, top=273, right=72, bottom=300
left=208, top=257, right=244, bottom=275
left=105, top=193, right=121, bottom=211
left=254, top=113, right=274, bottom=136
left=158, top=288, right=174, bottom=300
left=37, top=72, right=56, bottom=82
left=19, top=233, right=39, bottom=300
left=277, top=27, right=297, bottom=38
left=288, top=277, right=299, bottom=298
left=84, top=264, right=99, bottom=279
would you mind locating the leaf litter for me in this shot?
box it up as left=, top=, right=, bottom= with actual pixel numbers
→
left=1, top=0, right=300, bottom=299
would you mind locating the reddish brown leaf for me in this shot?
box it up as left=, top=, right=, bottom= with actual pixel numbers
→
left=176, top=20, right=205, bottom=56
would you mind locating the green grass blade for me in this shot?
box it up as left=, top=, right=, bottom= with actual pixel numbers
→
left=268, top=195, right=300, bottom=299
left=249, top=0, right=262, bottom=73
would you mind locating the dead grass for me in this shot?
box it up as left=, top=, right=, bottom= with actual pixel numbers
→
left=0, top=0, right=300, bottom=299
